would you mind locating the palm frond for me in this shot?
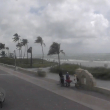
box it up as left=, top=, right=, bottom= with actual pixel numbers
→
left=16, top=42, right=23, bottom=50
left=35, top=36, right=43, bottom=45
left=12, top=33, right=20, bottom=42
left=48, top=42, right=60, bottom=55
left=22, top=39, right=28, bottom=46
left=13, top=33, right=18, bottom=37
left=5, top=47, right=9, bottom=50
left=0, top=51, right=6, bottom=57
left=0, top=43, right=5, bottom=50
left=60, top=50, right=65, bottom=55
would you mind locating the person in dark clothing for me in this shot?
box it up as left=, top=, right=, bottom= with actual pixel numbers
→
left=66, top=72, right=69, bottom=80
left=59, top=70, right=63, bottom=83
left=61, top=75, right=64, bottom=86
left=59, top=70, right=63, bottom=77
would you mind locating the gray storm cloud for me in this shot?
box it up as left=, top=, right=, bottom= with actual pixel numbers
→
left=0, top=0, right=110, bottom=56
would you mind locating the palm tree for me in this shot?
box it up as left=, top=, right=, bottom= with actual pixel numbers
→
left=13, top=33, right=20, bottom=42
left=0, top=51, right=6, bottom=57
left=16, top=42, right=23, bottom=59
left=48, top=42, right=65, bottom=69
left=12, top=33, right=20, bottom=58
left=0, top=43, right=5, bottom=53
left=5, top=47, right=9, bottom=57
left=35, top=36, right=45, bottom=64
left=9, top=53, right=14, bottom=58
left=0, top=43, right=5, bottom=50
left=0, top=43, right=6, bottom=57
left=22, top=39, right=28, bottom=59
left=20, top=42, right=23, bottom=59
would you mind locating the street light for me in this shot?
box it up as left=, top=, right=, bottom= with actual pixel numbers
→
left=14, top=50, right=17, bottom=70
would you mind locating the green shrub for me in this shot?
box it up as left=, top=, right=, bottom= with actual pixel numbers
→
left=49, top=63, right=110, bottom=80
left=91, top=72, right=110, bottom=80
left=37, top=69, right=46, bottom=77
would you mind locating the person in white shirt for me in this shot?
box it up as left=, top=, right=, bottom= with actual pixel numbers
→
left=73, top=74, right=77, bottom=84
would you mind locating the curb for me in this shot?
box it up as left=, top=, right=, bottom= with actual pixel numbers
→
left=0, top=63, right=37, bottom=75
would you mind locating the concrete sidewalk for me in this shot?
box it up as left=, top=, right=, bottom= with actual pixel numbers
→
left=0, top=66, right=110, bottom=110
left=27, top=67, right=110, bottom=90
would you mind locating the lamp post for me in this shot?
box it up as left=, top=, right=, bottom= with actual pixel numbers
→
left=14, top=50, right=17, bottom=70
left=27, top=47, right=32, bottom=68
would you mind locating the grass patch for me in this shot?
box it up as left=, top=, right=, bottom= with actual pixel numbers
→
left=0, top=57, right=57, bottom=68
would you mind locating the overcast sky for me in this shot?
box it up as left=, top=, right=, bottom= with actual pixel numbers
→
left=0, top=0, right=110, bottom=56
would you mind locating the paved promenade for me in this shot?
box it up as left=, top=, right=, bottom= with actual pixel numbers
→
left=27, top=67, right=110, bottom=89
left=0, top=66, right=110, bottom=110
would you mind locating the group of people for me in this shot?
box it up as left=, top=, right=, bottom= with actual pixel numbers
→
left=59, top=70, right=72, bottom=86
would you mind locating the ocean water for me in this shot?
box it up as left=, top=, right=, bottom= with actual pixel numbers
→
left=44, top=53, right=110, bottom=68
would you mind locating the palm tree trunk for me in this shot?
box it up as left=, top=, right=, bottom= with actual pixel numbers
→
left=20, top=48, right=22, bottom=59
left=41, top=45, right=44, bottom=64
left=20, top=48, right=22, bottom=63
left=27, top=44, right=28, bottom=60
left=30, top=47, right=32, bottom=67
left=19, top=50, right=20, bottom=58
left=4, top=48, right=5, bottom=57
left=58, top=53, right=60, bottom=69
left=23, top=46, right=26, bottom=59
left=18, top=40, right=20, bottom=59
left=8, top=50, right=9, bottom=57
left=6, top=49, right=8, bottom=57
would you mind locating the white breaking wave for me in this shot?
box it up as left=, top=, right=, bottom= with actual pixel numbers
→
left=44, top=57, right=110, bottom=68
